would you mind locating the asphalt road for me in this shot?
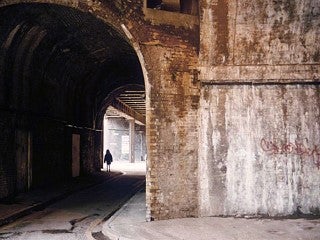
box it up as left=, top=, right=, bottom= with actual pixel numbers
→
left=0, top=173, right=145, bottom=240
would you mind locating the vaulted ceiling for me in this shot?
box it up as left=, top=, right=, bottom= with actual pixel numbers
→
left=0, top=3, right=144, bottom=127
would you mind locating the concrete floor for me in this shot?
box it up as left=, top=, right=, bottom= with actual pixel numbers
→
left=102, top=161, right=146, bottom=175
left=0, top=163, right=145, bottom=240
left=103, top=191, right=320, bottom=240
left=2, top=161, right=319, bottom=240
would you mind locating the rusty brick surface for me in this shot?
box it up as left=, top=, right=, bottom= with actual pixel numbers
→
left=0, top=0, right=200, bottom=221
left=143, top=44, right=200, bottom=220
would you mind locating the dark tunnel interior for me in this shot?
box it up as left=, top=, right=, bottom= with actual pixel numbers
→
left=0, top=3, right=144, bottom=197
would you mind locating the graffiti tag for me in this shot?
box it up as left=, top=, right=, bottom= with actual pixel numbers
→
left=260, top=138, right=320, bottom=169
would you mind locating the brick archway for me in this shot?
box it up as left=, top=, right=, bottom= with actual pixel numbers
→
left=0, top=1, right=149, bottom=194
left=0, top=0, right=200, bottom=221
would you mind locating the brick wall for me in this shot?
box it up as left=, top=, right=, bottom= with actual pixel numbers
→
left=144, top=45, right=200, bottom=220
left=0, top=112, right=16, bottom=199
left=0, top=1, right=116, bottom=198
left=32, top=119, right=69, bottom=187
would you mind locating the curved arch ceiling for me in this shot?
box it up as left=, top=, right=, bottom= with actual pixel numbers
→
left=0, top=3, right=144, bottom=127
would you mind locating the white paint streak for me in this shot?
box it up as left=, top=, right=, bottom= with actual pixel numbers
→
left=198, top=89, right=212, bottom=216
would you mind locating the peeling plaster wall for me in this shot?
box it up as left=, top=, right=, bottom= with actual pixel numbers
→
left=199, top=0, right=320, bottom=82
left=233, top=0, right=320, bottom=65
left=199, top=85, right=320, bottom=216
left=199, top=0, right=320, bottom=217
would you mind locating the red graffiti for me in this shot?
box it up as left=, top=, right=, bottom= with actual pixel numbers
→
left=260, top=138, right=320, bottom=169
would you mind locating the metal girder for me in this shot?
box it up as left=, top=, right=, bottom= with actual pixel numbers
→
left=108, top=98, right=146, bottom=125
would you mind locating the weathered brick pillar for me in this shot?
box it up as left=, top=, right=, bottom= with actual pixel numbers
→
left=144, top=45, right=200, bottom=220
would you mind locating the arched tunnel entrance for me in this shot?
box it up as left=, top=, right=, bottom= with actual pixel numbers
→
left=0, top=3, right=146, bottom=198
left=101, top=85, right=146, bottom=171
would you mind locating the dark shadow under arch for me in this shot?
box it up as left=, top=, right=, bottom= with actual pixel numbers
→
left=0, top=2, right=145, bottom=198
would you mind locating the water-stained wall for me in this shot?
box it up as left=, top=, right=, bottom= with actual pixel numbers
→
left=199, top=85, right=320, bottom=216
left=199, top=0, right=320, bottom=82
left=199, top=0, right=320, bottom=217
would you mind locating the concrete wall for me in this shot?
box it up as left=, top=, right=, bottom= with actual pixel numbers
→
left=199, top=84, right=320, bottom=216
left=198, top=0, right=320, bottom=217
left=199, top=0, right=320, bottom=74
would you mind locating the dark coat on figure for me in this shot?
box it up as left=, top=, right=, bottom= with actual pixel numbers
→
left=104, top=150, right=113, bottom=165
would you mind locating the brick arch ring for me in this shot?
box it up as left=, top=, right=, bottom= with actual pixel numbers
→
left=0, top=0, right=150, bottom=93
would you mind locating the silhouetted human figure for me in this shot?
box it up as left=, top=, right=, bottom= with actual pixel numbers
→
left=148, top=0, right=162, bottom=9
left=104, top=149, right=113, bottom=172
